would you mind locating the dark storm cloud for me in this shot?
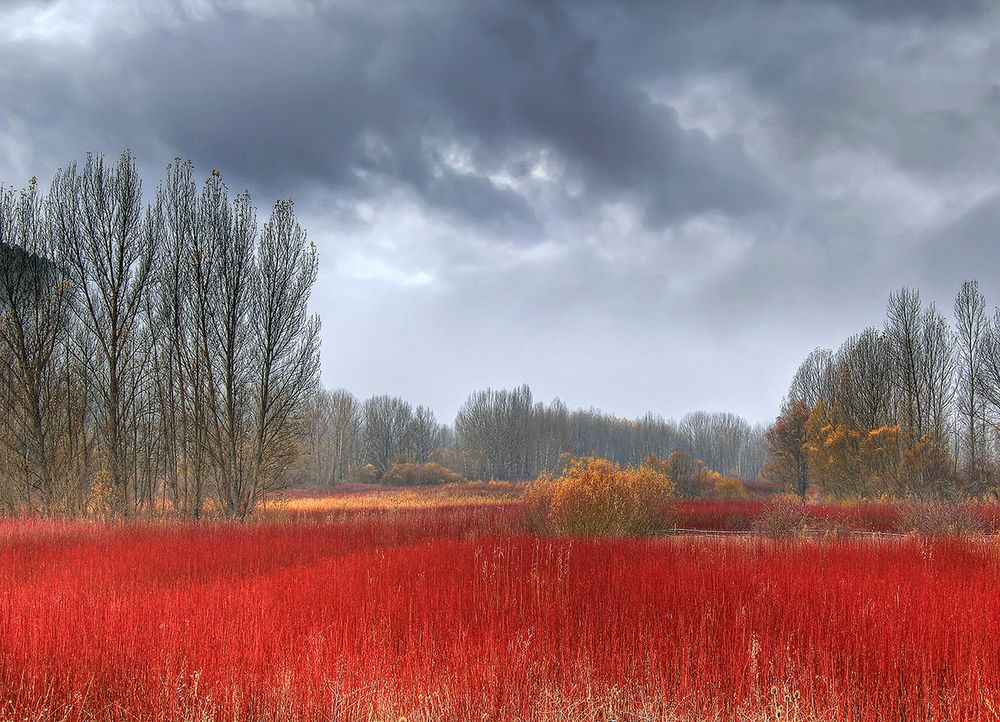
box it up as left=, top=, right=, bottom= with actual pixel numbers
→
left=833, top=0, right=991, bottom=19
left=2, top=0, right=999, bottom=422
left=0, top=1, right=777, bottom=230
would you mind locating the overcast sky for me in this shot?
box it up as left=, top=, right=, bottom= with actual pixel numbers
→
left=2, top=0, right=999, bottom=424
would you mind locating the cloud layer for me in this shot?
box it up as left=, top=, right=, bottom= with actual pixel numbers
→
left=3, top=0, right=1000, bottom=422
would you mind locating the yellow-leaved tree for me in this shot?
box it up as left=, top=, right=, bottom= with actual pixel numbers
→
left=803, top=399, right=901, bottom=498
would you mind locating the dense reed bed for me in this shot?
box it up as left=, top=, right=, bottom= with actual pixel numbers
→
left=1, top=503, right=998, bottom=721
left=670, top=499, right=1000, bottom=534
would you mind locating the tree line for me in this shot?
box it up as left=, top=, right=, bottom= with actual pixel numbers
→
left=765, top=282, right=1000, bottom=500
left=0, top=152, right=320, bottom=518
left=297, top=384, right=766, bottom=489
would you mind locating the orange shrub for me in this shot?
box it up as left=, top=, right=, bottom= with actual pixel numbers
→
left=715, top=476, right=748, bottom=500
left=525, top=456, right=674, bottom=536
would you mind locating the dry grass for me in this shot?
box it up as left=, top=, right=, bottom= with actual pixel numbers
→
left=263, top=480, right=521, bottom=514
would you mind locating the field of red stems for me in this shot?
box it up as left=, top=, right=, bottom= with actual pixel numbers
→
left=2, top=500, right=1000, bottom=721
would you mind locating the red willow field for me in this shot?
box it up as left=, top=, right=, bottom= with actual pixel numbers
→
left=0, top=502, right=998, bottom=722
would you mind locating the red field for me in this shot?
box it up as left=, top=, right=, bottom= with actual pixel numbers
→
left=1, top=501, right=999, bottom=721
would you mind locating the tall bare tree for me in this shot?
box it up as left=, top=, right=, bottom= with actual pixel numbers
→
left=829, top=328, right=894, bottom=431
left=0, top=179, right=72, bottom=513
left=362, top=395, right=414, bottom=476
left=54, top=152, right=159, bottom=518
left=788, top=347, right=833, bottom=408
left=408, top=405, right=443, bottom=464
left=191, top=179, right=320, bottom=518
left=954, top=280, right=988, bottom=489
left=327, top=389, right=362, bottom=483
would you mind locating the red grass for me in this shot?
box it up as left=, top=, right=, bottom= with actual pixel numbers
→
left=1, top=508, right=999, bottom=720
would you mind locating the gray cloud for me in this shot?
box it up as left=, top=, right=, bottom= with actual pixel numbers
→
left=2, top=0, right=999, bottom=423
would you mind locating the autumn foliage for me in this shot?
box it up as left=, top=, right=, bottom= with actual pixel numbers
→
left=803, top=399, right=903, bottom=498
left=763, top=393, right=967, bottom=501
left=525, top=456, right=674, bottom=535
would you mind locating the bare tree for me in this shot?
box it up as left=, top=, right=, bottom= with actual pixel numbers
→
left=739, top=424, right=768, bottom=482
left=247, top=199, right=321, bottom=513
left=679, top=411, right=757, bottom=477
left=407, top=405, right=442, bottom=464
left=530, top=398, right=569, bottom=474
left=886, top=289, right=956, bottom=496
left=788, top=348, right=833, bottom=408
left=192, top=181, right=320, bottom=518
left=954, top=280, right=988, bottom=490
left=54, top=152, right=159, bottom=518
left=327, top=389, right=362, bottom=483
left=921, top=304, right=955, bottom=445
left=829, top=328, right=894, bottom=431
left=887, top=288, right=925, bottom=445
left=362, top=395, right=414, bottom=476
left=455, top=385, right=534, bottom=480
left=976, top=309, right=1000, bottom=479
left=0, top=179, right=72, bottom=513
left=298, top=389, right=365, bottom=485
left=151, top=159, right=202, bottom=516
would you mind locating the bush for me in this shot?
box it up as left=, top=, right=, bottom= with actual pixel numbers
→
left=347, top=464, right=380, bottom=485
left=524, top=456, right=674, bottom=536
left=382, top=462, right=463, bottom=486
left=715, top=476, right=748, bottom=500
left=898, top=502, right=987, bottom=536
left=441, top=479, right=515, bottom=495
left=752, top=499, right=810, bottom=538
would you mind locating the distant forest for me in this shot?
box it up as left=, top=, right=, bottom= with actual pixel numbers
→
left=296, top=384, right=766, bottom=488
